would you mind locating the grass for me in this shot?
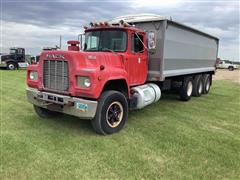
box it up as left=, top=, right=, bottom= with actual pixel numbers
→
left=0, top=69, right=240, bottom=179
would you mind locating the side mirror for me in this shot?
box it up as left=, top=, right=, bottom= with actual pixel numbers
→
left=78, top=33, right=85, bottom=51
left=147, top=31, right=156, bottom=53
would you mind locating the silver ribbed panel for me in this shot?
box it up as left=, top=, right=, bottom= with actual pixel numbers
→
left=43, top=60, right=69, bottom=92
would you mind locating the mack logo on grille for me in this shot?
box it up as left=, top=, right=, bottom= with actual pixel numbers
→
left=46, top=54, right=65, bottom=59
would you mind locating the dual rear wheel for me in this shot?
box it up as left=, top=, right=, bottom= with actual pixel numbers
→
left=179, top=74, right=211, bottom=101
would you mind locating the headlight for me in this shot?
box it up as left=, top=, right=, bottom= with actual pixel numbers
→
left=29, top=71, right=38, bottom=80
left=77, top=76, right=91, bottom=88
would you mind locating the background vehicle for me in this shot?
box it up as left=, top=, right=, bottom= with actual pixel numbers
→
left=0, top=47, right=28, bottom=70
left=217, top=60, right=239, bottom=71
left=26, top=14, right=219, bottom=135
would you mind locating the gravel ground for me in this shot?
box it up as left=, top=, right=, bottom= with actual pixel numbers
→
left=213, top=69, right=240, bottom=84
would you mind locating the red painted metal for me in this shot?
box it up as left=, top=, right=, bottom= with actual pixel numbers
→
left=27, top=26, right=148, bottom=99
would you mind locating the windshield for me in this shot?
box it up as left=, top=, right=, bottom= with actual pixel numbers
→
left=84, top=30, right=127, bottom=52
left=10, top=49, right=16, bottom=54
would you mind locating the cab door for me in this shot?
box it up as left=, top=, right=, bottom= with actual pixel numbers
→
left=127, top=32, right=148, bottom=85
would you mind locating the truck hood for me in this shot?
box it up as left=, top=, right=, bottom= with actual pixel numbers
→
left=40, top=50, right=125, bottom=71
left=0, top=54, right=14, bottom=61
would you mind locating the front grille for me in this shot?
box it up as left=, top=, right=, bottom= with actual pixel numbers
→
left=43, top=60, right=69, bottom=92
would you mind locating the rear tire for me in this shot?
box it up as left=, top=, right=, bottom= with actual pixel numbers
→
left=179, top=76, right=193, bottom=101
left=192, top=75, right=203, bottom=97
left=91, top=91, right=128, bottom=135
left=202, top=74, right=211, bottom=94
left=33, top=105, right=61, bottom=118
left=7, top=62, right=16, bottom=70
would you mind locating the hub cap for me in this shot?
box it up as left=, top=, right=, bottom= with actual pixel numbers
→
left=8, top=64, right=15, bottom=70
left=187, top=81, right=193, bottom=96
left=106, top=101, right=123, bottom=128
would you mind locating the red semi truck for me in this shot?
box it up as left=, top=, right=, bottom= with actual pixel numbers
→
left=26, top=14, right=219, bottom=135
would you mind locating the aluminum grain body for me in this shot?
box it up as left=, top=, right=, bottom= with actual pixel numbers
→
left=118, top=17, right=219, bottom=81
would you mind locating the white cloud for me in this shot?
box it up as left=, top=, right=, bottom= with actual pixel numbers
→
left=184, top=22, right=239, bottom=60
left=1, top=1, right=239, bottom=61
left=1, top=20, right=83, bottom=55
left=185, top=22, right=238, bottom=39
left=130, top=0, right=181, bottom=8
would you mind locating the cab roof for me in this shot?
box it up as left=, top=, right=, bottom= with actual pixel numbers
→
left=85, top=25, right=145, bottom=33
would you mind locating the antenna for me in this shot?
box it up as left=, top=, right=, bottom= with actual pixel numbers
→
left=59, top=35, right=62, bottom=49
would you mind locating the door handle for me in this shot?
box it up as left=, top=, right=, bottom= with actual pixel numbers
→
left=138, top=57, right=141, bottom=63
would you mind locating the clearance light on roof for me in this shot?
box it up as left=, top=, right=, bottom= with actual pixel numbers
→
left=119, top=20, right=130, bottom=27
left=87, top=20, right=131, bottom=29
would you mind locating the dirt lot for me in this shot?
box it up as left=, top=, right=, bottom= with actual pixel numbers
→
left=213, top=69, right=240, bottom=84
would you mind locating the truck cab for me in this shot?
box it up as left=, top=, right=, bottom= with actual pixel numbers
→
left=27, top=22, right=158, bottom=134
left=83, top=25, right=148, bottom=86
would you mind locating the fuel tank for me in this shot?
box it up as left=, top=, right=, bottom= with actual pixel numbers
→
left=131, top=83, right=161, bottom=109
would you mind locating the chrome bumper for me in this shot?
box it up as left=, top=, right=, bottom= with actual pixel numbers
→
left=26, top=87, right=98, bottom=119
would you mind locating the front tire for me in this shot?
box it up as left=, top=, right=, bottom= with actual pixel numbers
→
left=7, top=62, right=16, bottom=70
left=91, top=91, right=128, bottom=135
left=33, top=105, right=61, bottom=118
left=179, top=76, right=193, bottom=101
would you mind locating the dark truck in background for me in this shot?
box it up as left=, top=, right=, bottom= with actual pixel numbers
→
left=0, top=47, right=28, bottom=70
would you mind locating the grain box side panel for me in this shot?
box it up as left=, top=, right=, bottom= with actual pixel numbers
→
left=163, top=22, right=218, bottom=77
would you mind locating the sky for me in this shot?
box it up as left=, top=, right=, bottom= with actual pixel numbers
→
left=0, top=0, right=239, bottom=61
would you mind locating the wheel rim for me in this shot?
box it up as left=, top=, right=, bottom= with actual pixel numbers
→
left=187, top=81, right=193, bottom=96
left=198, top=81, right=203, bottom=94
left=206, top=79, right=210, bottom=92
left=8, top=64, right=15, bottom=70
left=106, top=101, right=123, bottom=128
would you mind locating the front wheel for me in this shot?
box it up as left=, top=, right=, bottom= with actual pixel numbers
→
left=91, top=91, right=128, bottom=135
left=7, top=62, right=16, bottom=70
